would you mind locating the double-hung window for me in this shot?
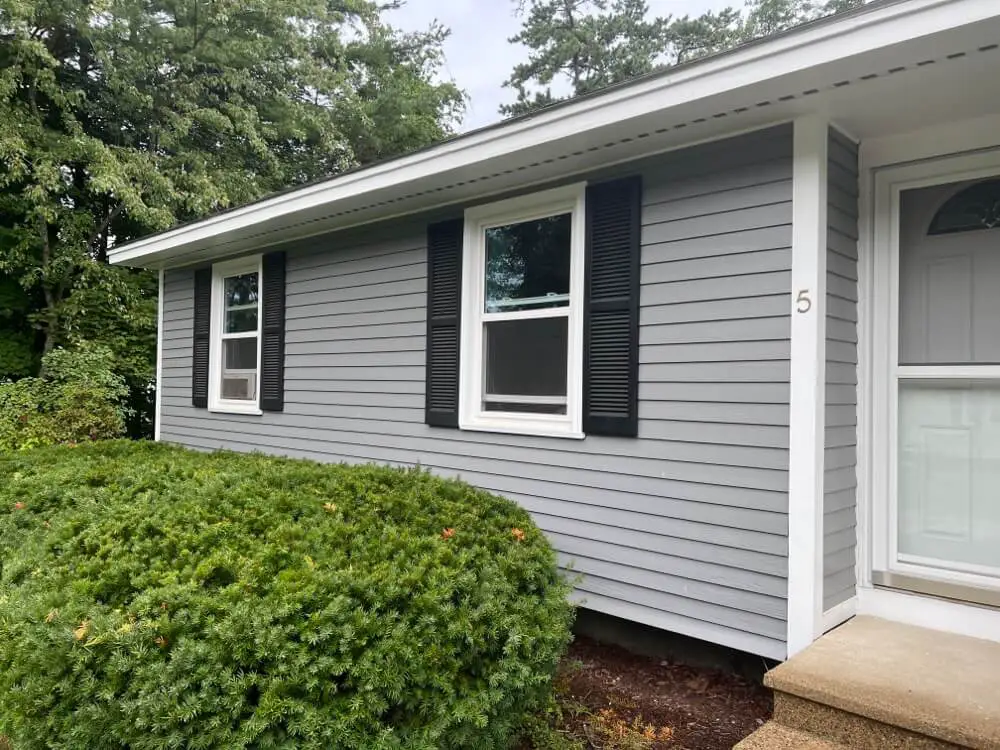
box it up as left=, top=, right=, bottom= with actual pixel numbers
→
left=460, top=184, right=586, bottom=438
left=209, top=256, right=263, bottom=413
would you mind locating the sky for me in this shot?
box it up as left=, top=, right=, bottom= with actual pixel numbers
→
left=389, top=0, right=741, bottom=131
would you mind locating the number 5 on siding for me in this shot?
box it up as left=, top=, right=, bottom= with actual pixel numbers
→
left=796, top=290, right=811, bottom=314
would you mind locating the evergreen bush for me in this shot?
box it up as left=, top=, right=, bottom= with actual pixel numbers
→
left=0, top=441, right=574, bottom=749
left=0, top=343, right=129, bottom=452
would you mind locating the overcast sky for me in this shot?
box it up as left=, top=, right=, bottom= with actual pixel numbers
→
left=390, top=0, right=741, bottom=131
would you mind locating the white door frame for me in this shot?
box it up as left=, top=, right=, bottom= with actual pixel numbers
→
left=869, top=149, right=1000, bottom=589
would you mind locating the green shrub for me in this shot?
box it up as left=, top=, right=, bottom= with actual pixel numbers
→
left=0, top=343, right=129, bottom=452
left=0, top=441, right=575, bottom=749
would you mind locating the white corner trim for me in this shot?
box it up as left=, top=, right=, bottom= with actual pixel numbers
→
left=459, top=183, right=586, bottom=439
left=787, top=115, right=830, bottom=658
left=821, top=596, right=858, bottom=633
left=109, top=0, right=999, bottom=266
left=856, top=586, right=1000, bottom=644
left=154, top=268, right=164, bottom=442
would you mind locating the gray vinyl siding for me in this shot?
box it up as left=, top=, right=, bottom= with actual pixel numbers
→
left=823, top=128, right=859, bottom=612
left=159, top=126, right=794, bottom=660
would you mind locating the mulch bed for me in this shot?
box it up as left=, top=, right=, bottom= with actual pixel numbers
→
left=523, top=636, right=773, bottom=749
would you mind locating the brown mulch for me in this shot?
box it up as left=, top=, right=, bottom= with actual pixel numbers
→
left=522, top=636, right=773, bottom=750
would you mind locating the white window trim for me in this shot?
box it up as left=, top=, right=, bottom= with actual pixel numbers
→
left=209, top=255, right=263, bottom=415
left=870, top=149, right=1000, bottom=592
left=459, top=183, right=587, bottom=439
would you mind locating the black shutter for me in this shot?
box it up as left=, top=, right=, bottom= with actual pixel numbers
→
left=584, top=176, right=641, bottom=437
left=425, top=219, right=463, bottom=427
left=192, top=268, right=212, bottom=408
left=260, top=251, right=286, bottom=412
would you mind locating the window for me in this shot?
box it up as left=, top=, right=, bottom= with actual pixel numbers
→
left=460, top=184, right=586, bottom=437
left=928, top=178, right=1000, bottom=235
left=209, top=256, right=263, bottom=413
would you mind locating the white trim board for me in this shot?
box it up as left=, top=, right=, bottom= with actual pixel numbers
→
left=868, top=150, right=1000, bottom=591
left=786, top=115, right=830, bottom=658
left=109, top=0, right=1000, bottom=267
left=154, top=268, right=164, bottom=442
left=857, top=586, right=1000, bottom=644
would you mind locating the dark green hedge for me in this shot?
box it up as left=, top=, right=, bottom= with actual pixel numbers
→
left=0, top=441, right=574, bottom=749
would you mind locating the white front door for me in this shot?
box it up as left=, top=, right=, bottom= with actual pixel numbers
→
left=873, top=157, right=1000, bottom=599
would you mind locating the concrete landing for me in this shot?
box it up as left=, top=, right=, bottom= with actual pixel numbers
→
left=734, top=721, right=848, bottom=749
left=765, top=616, right=1000, bottom=749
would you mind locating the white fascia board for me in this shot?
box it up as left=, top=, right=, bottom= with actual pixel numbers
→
left=111, top=0, right=992, bottom=267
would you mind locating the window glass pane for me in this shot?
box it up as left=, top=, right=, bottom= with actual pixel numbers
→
left=224, top=273, right=259, bottom=333
left=226, top=308, right=258, bottom=334
left=225, top=338, right=257, bottom=369
left=898, top=382, right=1000, bottom=575
left=483, top=317, right=567, bottom=414
left=485, top=213, right=571, bottom=313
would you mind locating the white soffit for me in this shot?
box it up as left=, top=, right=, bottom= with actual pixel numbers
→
left=111, top=0, right=1000, bottom=268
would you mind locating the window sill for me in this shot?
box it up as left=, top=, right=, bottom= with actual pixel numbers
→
left=209, top=404, right=263, bottom=416
left=459, top=421, right=585, bottom=440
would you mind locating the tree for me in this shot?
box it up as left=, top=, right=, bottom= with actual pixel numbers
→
left=0, top=0, right=463, bottom=435
left=740, top=0, right=864, bottom=41
left=501, top=0, right=867, bottom=116
left=501, top=0, right=671, bottom=118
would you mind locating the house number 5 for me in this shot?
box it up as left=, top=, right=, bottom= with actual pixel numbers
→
left=796, top=289, right=812, bottom=313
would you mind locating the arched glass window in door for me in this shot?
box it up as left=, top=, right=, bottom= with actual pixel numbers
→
left=928, top=179, right=1000, bottom=235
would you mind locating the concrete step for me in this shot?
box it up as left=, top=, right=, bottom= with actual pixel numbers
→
left=764, top=616, right=1000, bottom=749
left=734, top=721, right=850, bottom=749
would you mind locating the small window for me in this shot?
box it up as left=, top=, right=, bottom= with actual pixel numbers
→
left=928, top=179, right=1000, bottom=235
left=460, top=184, right=586, bottom=438
left=210, top=256, right=262, bottom=413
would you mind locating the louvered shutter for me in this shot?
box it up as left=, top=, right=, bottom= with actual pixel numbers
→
left=584, top=176, right=641, bottom=437
left=192, top=268, right=212, bottom=408
left=425, top=219, right=463, bottom=427
left=260, top=251, right=286, bottom=412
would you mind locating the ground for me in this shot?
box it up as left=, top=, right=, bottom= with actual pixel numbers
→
left=520, top=636, right=773, bottom=750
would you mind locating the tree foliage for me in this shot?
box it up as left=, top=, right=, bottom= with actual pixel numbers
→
left=0, top=342, right=129, bottom=452
left=502, top=0, right=867, bottom=116
left=0, top=442, right=574, bottom=748
left=0, top=0, right=464, bottom=435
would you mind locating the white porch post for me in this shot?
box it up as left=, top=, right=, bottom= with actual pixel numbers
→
left=787, top=115, right=829, bottom=658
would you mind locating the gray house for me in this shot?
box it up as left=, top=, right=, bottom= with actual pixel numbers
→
left=112, top=0, right=1000, bottom=710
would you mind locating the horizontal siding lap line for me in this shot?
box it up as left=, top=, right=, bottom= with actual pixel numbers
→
left=642, top=160, right=792, bottom=205
left=642, top=183, right=793, bottom=225
left=202, top=401, right=793, bottom=468
left=158, top=418, right=790, bottom=495
left=573, top=570, right=784, bottom=640
left=542, top=522, right=786, bottom=592
left=580, top=590, right=786, bottom=661
left=549, top=541, right=786, bottom=618
left=290, top=241, right=424, bottom=270
left=287, top=284, right=425, bottom=308
left=286, top=254, right=424, bottom=283
left=506, top=490, right=786, bottom=549
left=159, top=424, right=790, bottom=512
left=286, top=269, right=425, bottom=297
left=642, top=199, right=792, bottom=230
left=160, top=429, right=790, bottom=540
left=642, top=218, right=793, bottom=247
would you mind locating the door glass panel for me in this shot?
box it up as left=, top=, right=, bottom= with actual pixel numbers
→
left=898, top=382, right=1000, bottom=575
left=896, top=178, right=1000, bottom=585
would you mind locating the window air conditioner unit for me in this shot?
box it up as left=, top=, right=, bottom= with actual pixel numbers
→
left=221, top=374, right=256, bottom=400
